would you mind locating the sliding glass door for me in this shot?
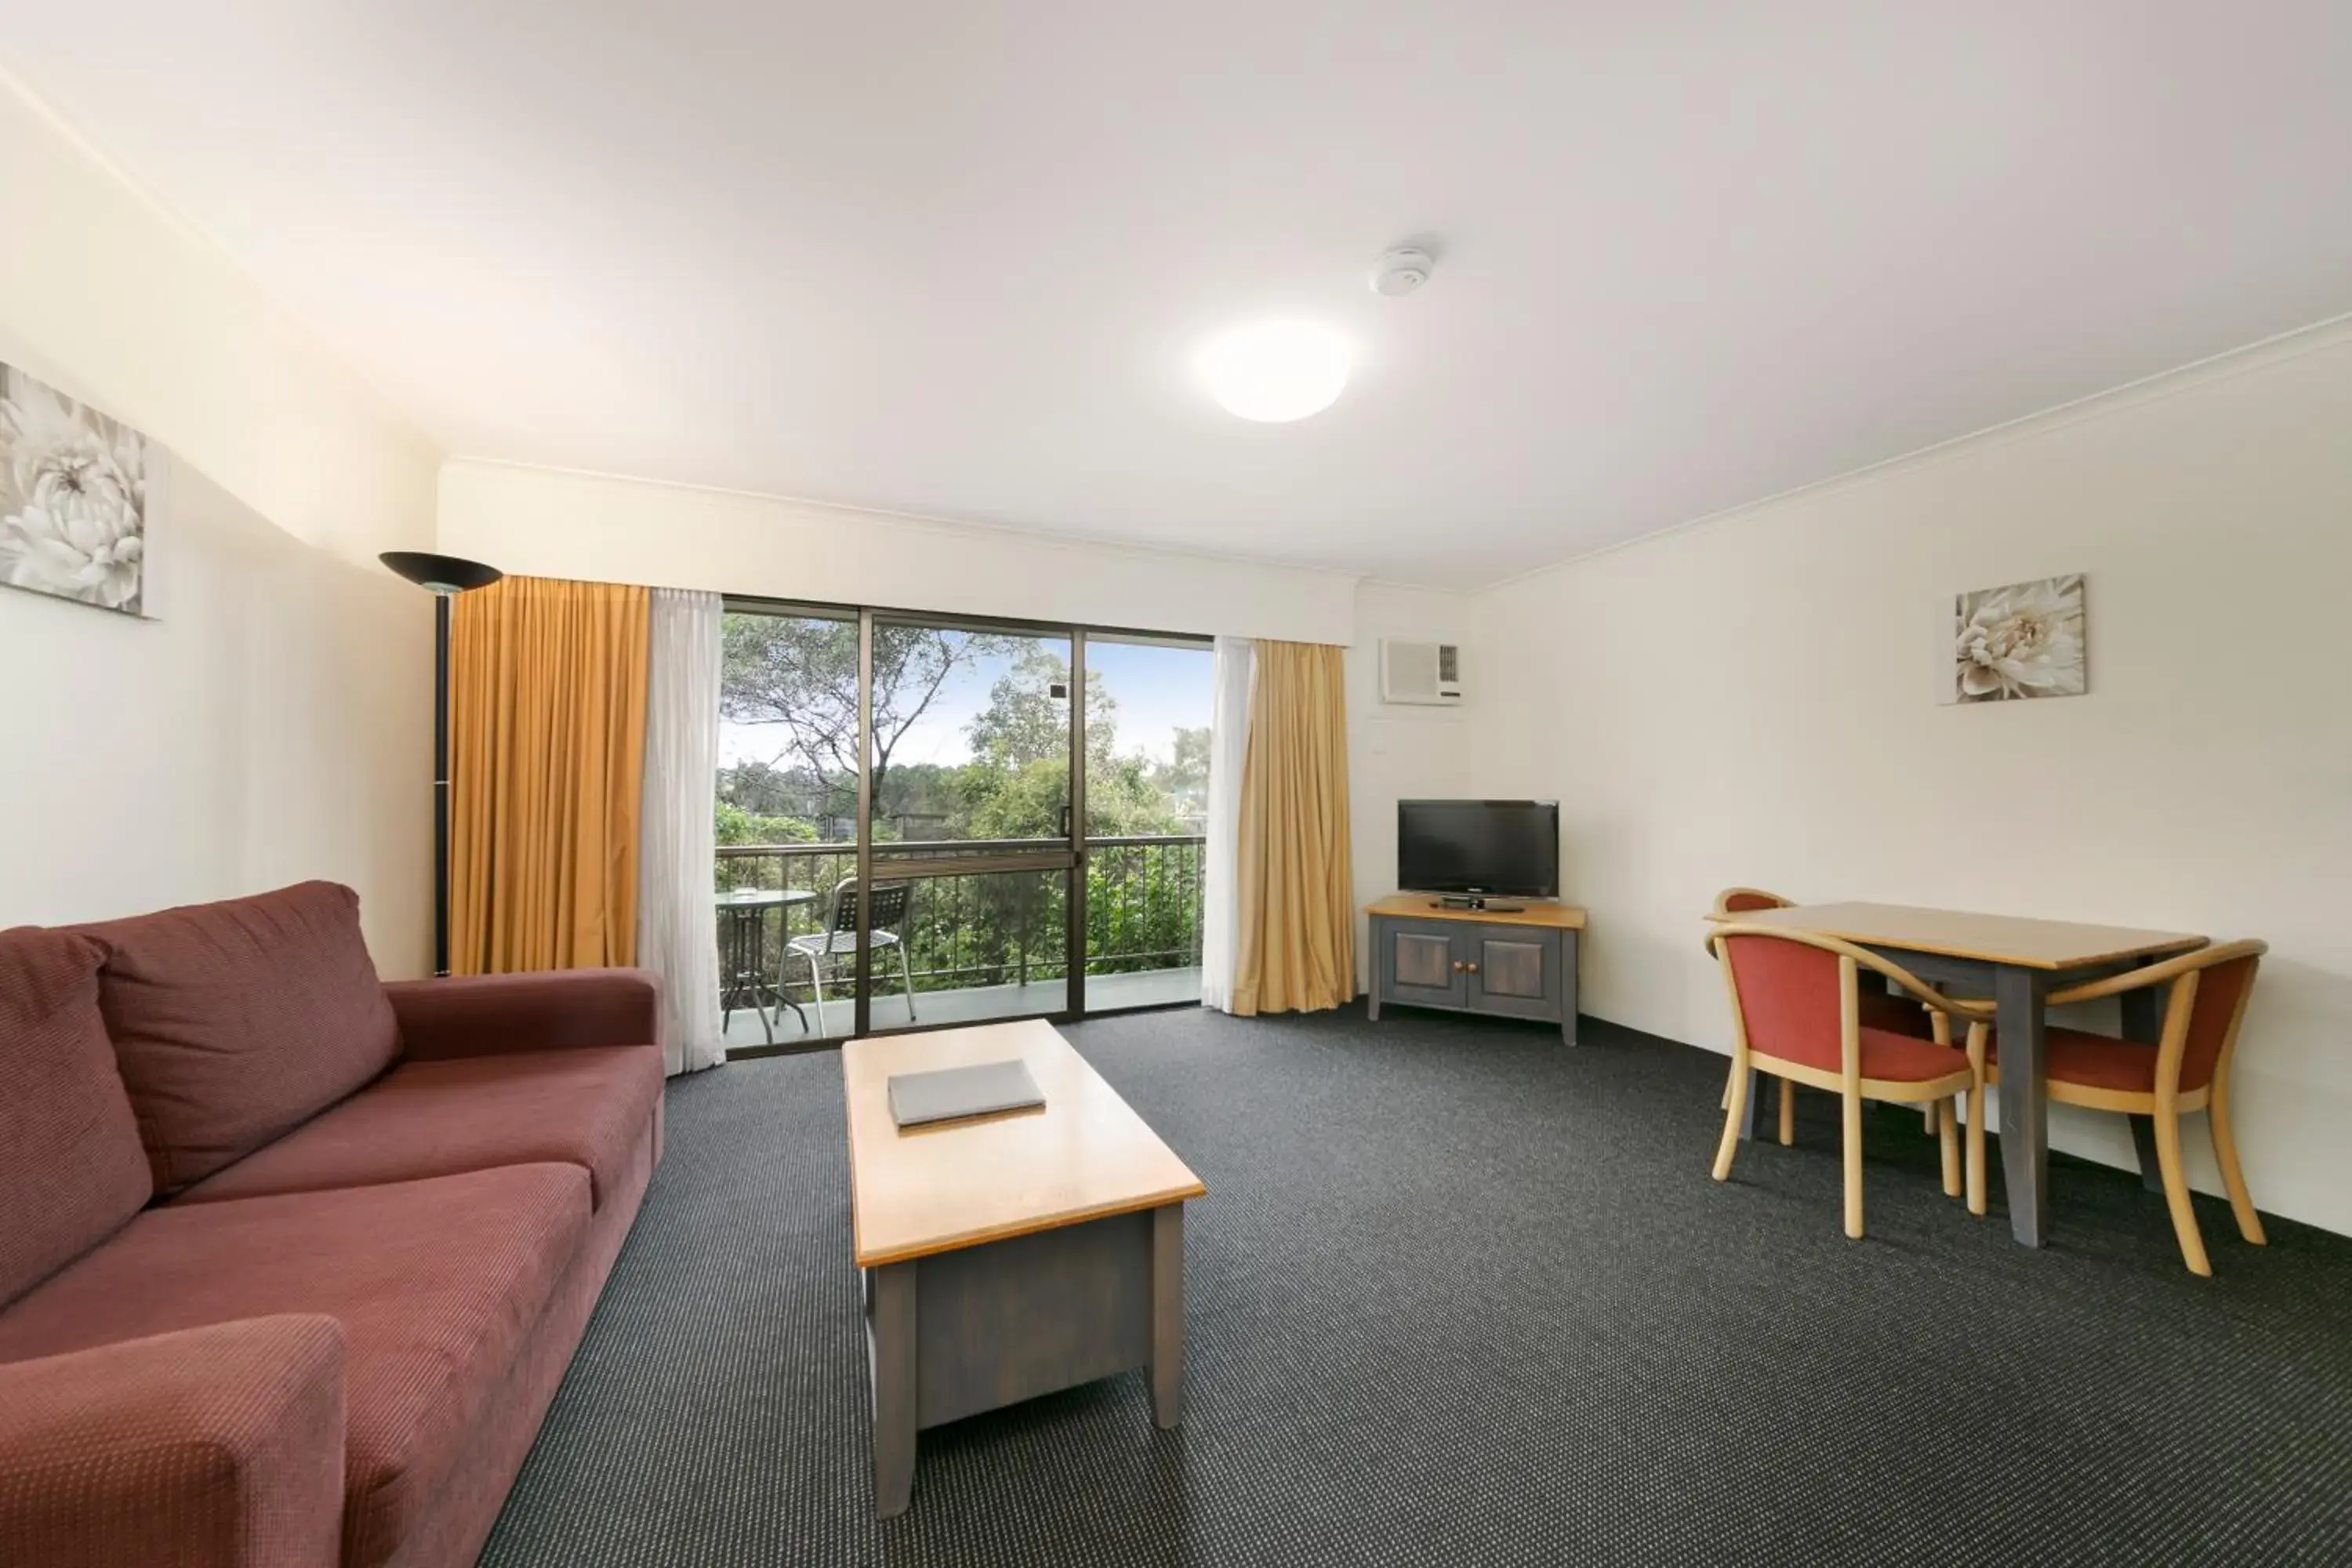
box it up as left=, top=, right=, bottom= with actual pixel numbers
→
left=716, top=600, right=1208, bottom=1054
left=1080, top=634, right=1212, bottom=1012
left=858, top=615, right=1076, bottom=1033
left=713, top=605, right=862, bottom=1048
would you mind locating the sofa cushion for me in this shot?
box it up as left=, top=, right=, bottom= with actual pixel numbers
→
left=72, top=881, right=401, bottom=1193
left=0, top=927, right=154, bottom=1310
left=176, top=1044, right=664, bottom=1212
left=0, top=1164, right=590, bottom=1568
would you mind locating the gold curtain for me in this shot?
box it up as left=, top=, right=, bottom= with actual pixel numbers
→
left=1232, top=640, right=1355, bottom=1014
left=450, top=576, right=651, bottom=974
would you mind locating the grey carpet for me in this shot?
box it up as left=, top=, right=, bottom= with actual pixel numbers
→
left=478, top=1007, right=2352, bottom=1567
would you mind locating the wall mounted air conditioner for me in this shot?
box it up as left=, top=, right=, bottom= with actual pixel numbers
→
left=1379, top=639, right=1462, bottom=705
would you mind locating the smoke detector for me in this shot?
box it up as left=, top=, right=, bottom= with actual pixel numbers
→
left=1370, top=246, right=1434, bottom=297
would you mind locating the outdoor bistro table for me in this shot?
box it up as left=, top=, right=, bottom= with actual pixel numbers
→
left=718, top=886, right=820, bottom=1044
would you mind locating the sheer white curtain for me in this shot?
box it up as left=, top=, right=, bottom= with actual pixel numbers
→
left=1200, top=636, right=1254, bottom=1011
left=637, top=588, right=726, bottom=1074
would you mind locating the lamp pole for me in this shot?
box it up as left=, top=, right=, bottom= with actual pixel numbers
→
left=379, top=552, right=503, bottom=976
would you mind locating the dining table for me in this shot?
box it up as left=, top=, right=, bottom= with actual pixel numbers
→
left=1705, top=901, right=2208, bottom=1247
left=717, top=886, right=820, bottom=1044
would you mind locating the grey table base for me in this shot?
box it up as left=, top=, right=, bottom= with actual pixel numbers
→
left=1736, top=950, right=2164, bottom=1247
left=865, top=1202, right=1185, bottom=1518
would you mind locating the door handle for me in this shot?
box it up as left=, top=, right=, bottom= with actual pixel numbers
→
left=1465, top=962, right=1480, bottom=975
left=1451, top=960, right=1465, bottom=973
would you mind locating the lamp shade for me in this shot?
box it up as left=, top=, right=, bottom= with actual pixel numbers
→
left=380, top=551, right=503, bottom=595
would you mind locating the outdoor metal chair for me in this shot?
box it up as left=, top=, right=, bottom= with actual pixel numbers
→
left=778, top=877, right=917, bottom=1034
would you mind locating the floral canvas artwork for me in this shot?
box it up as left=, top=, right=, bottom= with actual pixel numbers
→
left=0, top=363, right=148, bottom=616
left=1951, top=574, right=2085, bottom=702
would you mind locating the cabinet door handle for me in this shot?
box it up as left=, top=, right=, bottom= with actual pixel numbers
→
left=1451, top=960, right=1465, bottom=973
left=1465, top=962, right=1480, bottom=975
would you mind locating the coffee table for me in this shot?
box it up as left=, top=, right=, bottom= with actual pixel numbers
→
left=841, top=1019, right=1205, bottom=1516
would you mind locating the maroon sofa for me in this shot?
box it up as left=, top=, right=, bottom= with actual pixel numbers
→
left=0, top=881, right=666, bottom=1568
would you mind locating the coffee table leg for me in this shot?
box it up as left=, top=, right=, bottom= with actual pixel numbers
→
left=1149, top=1203, right=1185, bottom=1430
left=870, top=1261, right=916, bottom=1517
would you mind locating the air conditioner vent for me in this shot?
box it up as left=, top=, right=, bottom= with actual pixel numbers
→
left=1380, top=639, right=1464, bottom=705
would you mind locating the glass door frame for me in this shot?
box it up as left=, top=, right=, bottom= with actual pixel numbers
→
left=722, top=593, right=1208, bottom=1052
left=852, top=608, right=1084, bottom=1036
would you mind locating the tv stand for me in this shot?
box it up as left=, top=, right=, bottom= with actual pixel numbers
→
left=1365, top=894, right=1584, bottom=1045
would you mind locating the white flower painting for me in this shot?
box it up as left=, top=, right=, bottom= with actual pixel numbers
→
left=1951, top=574, right=2085, bottom=702
left=0, top=364, right=148, bottom=616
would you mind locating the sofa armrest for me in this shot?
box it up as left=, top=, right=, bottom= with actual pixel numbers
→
left=387, top=967, right=665, bottom=1062
left=0, top=1315, right=346, bottom=1568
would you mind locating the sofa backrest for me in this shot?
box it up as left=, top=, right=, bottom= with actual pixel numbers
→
left=71, top=881, right=402, bottom=1194
left=0, top=927, right=154, bottom=1309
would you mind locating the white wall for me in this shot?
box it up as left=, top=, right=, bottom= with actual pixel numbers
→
left=1345, top=581, right=1478, bottom=991
left=0, top=77, right=441, bottom=973
left=1471, top=325, right=2352, bottom=1235
left=437, top=459, right=1359, bottom=646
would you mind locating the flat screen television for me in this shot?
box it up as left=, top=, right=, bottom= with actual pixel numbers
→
left=1397, top=800, right=1559, bottom=898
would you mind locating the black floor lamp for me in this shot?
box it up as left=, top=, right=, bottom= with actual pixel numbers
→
left=380, top=551, right=503, bottom=977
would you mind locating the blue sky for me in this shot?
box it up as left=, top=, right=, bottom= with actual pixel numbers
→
left=720, top=636, right=1210, bottom=770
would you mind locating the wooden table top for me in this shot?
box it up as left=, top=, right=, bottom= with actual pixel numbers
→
left=1704, top=901, right=2207, bottom=971
left=842, top=1020, right=1206, bottom=1269
left=1365, top=893, right=1588, bottom=931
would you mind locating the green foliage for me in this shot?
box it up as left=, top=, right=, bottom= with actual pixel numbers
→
left=1161, top=725, right=1210, bottom=795
left=721, top=615, right=1012, bottom=806
left=714, top=803, right=820, bottom=893
left=967, top=646, right=1118, bottom=770
left=714, top=801, right=816, bottom=847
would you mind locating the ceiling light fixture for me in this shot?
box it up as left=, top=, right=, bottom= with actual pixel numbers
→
left=1199, top=321, right=1351, bottom=423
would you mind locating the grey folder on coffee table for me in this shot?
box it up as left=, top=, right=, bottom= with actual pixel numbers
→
left=887, top=1059, right=1045, bottom=1127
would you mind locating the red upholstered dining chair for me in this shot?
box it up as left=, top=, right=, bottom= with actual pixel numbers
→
left=1713, top=887, right=1793, bottom=916
left=1708, top=923, right=1987, bottom=1240
left=1708, top=888, right=1936, bottom=1145
left=1976, top=940, right=2268, bottom=1277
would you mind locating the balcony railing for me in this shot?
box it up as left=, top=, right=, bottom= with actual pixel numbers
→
left=715, top=834, right=1205, bottom=1003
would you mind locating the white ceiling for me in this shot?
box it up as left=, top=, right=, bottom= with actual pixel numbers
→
left=6, top=3, right=2350, bottom=588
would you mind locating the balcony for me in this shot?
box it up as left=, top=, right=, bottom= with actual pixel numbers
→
left=715, top=834, right=1204, bottom=1048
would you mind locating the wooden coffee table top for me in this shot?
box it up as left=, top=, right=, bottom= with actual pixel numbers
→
left=841, top=1019, right=1205, bottom=1269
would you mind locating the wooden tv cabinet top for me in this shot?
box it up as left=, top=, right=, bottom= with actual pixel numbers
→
left=1364, top=894, right=1587, bottom=931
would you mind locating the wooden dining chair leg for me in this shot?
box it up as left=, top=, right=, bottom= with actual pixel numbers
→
left=2153, top=1105, right=2212, bottom=1277
left=1777, top=1080, right=1795, bottom=1146
left=2208, top=1080, right=2267, bottom=1246
left=1842, top=1086, right=1865, bottom=1240
left=1713, top=1062, right=1751, bottom=1182
left=1937, top=1098, right=1961, bottom=1199
left=1965, top=1078, right=1987, bottom=1217
left=1922, top=1011, right=1950, bottom=1137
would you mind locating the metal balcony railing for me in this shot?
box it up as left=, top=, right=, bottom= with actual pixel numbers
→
left=714, top=834, right=1205, bottom=1002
